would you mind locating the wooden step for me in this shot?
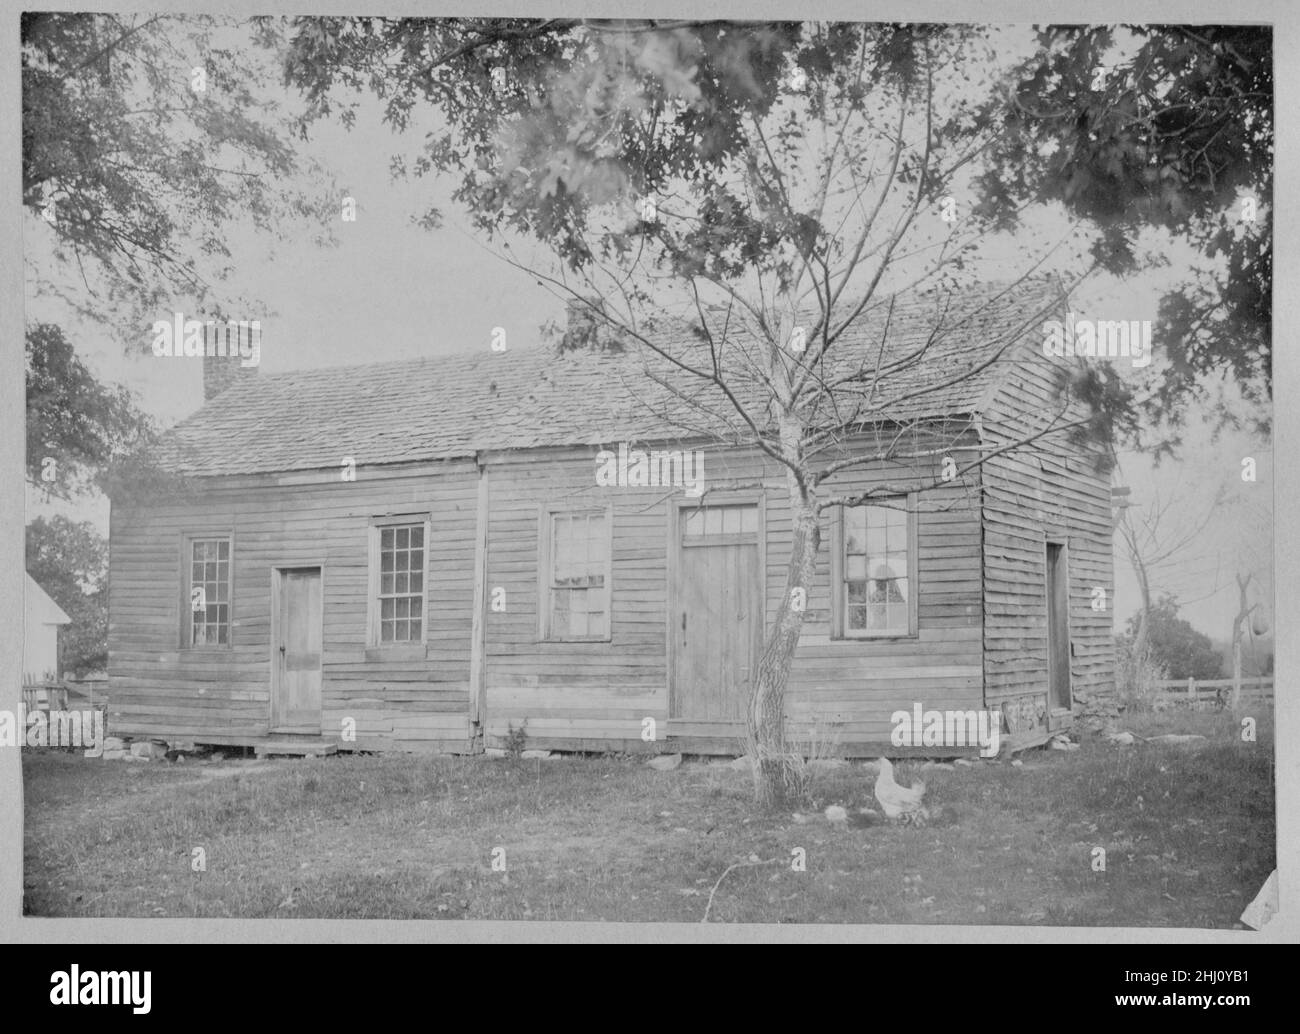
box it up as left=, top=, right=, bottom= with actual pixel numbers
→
left=254, top=738, right=337, bottom=758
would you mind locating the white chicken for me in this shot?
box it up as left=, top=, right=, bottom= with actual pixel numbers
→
left=873, top=757, right=928, bottom=821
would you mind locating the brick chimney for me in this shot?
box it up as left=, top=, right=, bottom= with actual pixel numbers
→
left=202, top=320, right=260, bottom=401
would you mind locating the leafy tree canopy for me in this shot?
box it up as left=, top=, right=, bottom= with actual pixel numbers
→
left=25, top=322, right=155, bottom=500
left=23, top=11, right=336, bottom=327
left=283, top=20, right=991, bottom=283
left=981, top=25, right=1271, bottom=449
left=26, top=516, right=109, bottom=676
left=23, top=13, right=330, bottom=503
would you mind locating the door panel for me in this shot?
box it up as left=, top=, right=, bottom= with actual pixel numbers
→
left=673, top=508, right=761, bottom=722
left=272, top=567, right=322, bottom=732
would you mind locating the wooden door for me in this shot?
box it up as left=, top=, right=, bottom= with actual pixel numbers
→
left=272, top=567, right=322, bottom=732
left=672, top=505, right=762, bottom=723
left=1045, top=543, right=1072, bottom=715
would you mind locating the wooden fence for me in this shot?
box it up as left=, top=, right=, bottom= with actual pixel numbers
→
left=19, top=676, right=110, bottom=750
left=20, top=674, right=108, bottom=714
left=1151, top=676, right=1274, bottom=710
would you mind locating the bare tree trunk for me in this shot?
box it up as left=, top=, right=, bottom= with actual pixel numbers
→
left=1132, top=556, right=1151, bottom=664
left=1231, top=637, right=1242, bottom=712
left=1230, top=573, right=1254, bottom=714
left=1118, top=511, right=1152, bottom=665
left=748, top=482, right=819, bottom=807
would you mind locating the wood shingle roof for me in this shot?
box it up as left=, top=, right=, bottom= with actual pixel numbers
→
left=163, top=277, right=1067, bottom=476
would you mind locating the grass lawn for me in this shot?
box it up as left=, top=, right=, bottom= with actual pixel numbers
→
left=22, top=710, right=1274, bottom=926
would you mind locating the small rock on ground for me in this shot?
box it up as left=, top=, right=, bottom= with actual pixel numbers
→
left=1106, top=731, right=1138, bottom=745
left=646, top=753, right=682, bottom=771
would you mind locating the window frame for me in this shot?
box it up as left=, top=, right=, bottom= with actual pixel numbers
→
left=367, top=514, right=432, bottom=650
left=678, top=500, right=762, bottom=544
left=538, top=504, right=614, bottom=643
left=181, top=532, right=234, bottom=650
left=830, top=493, right=919, bottom=639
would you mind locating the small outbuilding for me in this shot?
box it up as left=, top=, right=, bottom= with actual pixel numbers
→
left=25, top=572, right=71, bottom=686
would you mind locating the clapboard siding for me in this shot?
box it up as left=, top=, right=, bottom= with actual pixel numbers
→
left=108, top=437, right=992, bottom=754
left=479, top=436, right=985, bottom=752
left=108, top=462, right=480, bottom=751
left=784, top=439, right=984, bottom=734
left=482, top=449, right=683, bottom=747
left=979, top=350, right=1116, bottom=727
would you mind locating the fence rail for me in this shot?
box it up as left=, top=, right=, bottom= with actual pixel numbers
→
left=20, top=675, right=108, bottom=713
left=1151, top=676, right=1273, bottom=709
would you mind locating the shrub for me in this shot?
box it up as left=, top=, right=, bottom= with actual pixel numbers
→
left=1115, top=637, right=1169, bottom=713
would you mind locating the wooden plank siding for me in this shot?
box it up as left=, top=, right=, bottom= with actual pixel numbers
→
left=784, top=436, right=985, bottom=747
left=108, top=461, right=481, bottom=752
left=481, top=447, right=679, bottom=749
left=978, top=352, right=1116, bottom=734
left=479, top=435, right=986, bottom=753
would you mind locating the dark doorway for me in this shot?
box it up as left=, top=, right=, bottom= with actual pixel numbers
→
left=1045, top=543, right=1072, bottom=712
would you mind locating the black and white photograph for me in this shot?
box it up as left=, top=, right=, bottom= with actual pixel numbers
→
left=8, top=5, right=1284, bottom=938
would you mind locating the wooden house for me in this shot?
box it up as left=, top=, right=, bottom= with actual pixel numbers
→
left=107, top=279, right=1115, bottom=757
left=24, top=572, right=71, bottom=686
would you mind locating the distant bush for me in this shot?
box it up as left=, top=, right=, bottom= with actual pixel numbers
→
left=1121, top=594, right=1224, bottom=682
